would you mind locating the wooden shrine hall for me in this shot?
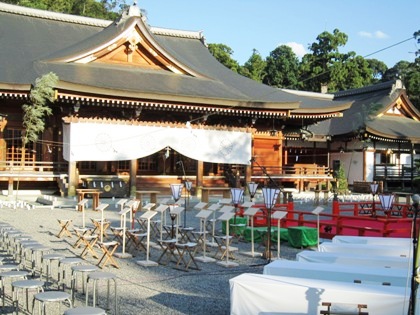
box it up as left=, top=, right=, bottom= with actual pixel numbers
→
left=2, top=2, right=417, bottom=198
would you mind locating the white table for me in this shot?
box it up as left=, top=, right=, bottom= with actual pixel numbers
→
left=263, top=259, right=409, bottom=286
left=332, top=235, right=411, bottom=246
left=230, top=273, right=411, bottom=315
left=319, top=242, right=411, bottom=258
left=297, top=250, right=411, bottom=269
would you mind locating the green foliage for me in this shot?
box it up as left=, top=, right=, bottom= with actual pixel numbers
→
left=239, top=49, right=266, bottom=82
left=263, top=45, right=300, bottom=88
left=328, top=53, right=373, bottom=92
left=208, top=43, right=240, bottom=72
left=3, top=0, right=128, bottom=20
left=299, top=29, right=348, bottom=91
left=383, top=59, right=420, bottom=110
left=336, top=163, right=349, bottom=194
left=22, top=72, right=58, bottom=147
left=367, top=59, right=388, bottom=82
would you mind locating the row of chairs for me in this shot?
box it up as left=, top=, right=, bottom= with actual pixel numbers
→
left=109, top=200, right=242, bottom=268
left=1, top=221, right=116, bottom=314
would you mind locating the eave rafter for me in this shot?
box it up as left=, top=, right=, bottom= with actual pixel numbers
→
left=56, top=92, right=289, bottom=118
left=289, top=112, right=344, bottom=119
left=0, top=91, right=29, bottom=100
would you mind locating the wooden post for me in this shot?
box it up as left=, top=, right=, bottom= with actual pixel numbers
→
left=196, top=160, right=203, bottom=199
left=67, top=161, right=78, bottom=197
left=7, top=177, right=13, bottom=197
left=129, top=159, right=138, bottom=197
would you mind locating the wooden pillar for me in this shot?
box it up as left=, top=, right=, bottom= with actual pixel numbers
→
left=196, top=160, right=203, bottom=199
left=129, top=159, right=138, bottom=197
left=67, top=161, right=78, bottom=197
left=244, top=164, right=252, bottom=195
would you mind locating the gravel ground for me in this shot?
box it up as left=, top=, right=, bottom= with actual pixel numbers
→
left=0, top=191, right=370, bottom=315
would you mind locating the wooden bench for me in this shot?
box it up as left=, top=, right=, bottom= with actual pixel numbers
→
left=320, top=302, right=368, bottom=315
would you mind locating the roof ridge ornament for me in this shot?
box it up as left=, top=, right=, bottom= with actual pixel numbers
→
left=118, top=1, right=144, bottom=24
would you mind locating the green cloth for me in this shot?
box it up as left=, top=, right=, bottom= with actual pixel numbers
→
left=287, top=226, right=318, bottom=248
left=221, top=217, right=248, bottom=235
left=243, top=227, right=288, bottom=243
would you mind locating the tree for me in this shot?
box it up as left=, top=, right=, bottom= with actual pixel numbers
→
left=239, top=49, right=266, bottom=82
left=263, top=45, right=300, bottom=88
left=207, top=43, right=240, bottom=72
left=405, top=65, right=420, bottom=110
left=382, top=60, right=411, bottom=81
left=336, top=163, right=349, bottom=194
left=366, top=59, right=388, bottom=82
left=2, top=0, right=128, bottom=20
left=402, top=30, right=420, bottom=110
left=22, top=72, right=58, bottom=154
left=329, top=53, right=373, bottom=91
left=299, top=29, right=349, bottom=92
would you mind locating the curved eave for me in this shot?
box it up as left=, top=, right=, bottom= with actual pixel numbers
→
left=290, top=100, right=353, bottom=114
left=0, top=83, right=31, bottom=99
left=366, top=127, right=420, bottom=144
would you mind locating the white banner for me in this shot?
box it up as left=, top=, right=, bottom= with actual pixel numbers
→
left=63, top=122, right=252, bottom=164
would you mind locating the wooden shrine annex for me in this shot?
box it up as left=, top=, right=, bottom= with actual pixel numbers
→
left=0, top=2, right=419, bottom=198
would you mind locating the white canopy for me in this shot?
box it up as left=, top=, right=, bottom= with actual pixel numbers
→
left=63, top=122, right=252, bottom=164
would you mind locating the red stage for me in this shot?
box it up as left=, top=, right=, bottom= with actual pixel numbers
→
left=249, top=199, right=416, bottom=239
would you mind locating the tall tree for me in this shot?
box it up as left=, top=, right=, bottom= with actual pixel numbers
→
left=240, top=49, right=266, bottom=82
left=263, top=45, right=300, bottom=88
left=329, top=53, right=373, bottom=91
left=366, top=58, right=388, bottom=82
left=207, top=43, right=240, bottom=72
left=299, top=29, right=348, bottom=92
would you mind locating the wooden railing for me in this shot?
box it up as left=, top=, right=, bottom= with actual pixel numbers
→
left=0, top=161, right=68, bottom=173
left=251, top=164, right=330, bottom=177
left=374, top=163, right=419, bottom=180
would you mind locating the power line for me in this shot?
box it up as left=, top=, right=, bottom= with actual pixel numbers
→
left=362, top=36, right=414, bottom=59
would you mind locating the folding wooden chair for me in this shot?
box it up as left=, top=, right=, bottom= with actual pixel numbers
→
left=110, top=226, right=124, bottom=243
left=96, top=241, right=120, bottom=269
left=125, top=229, right=147, bottom=255
left=73, top=227, right=93, bottom=249
left=213, top=235, right=238, bottom=260
left=175, top=242, right=200, bottom=271
left=91, top=219, right=110, bottom=240
left=57, top=220, right=73, bottom=238
left=157, top=239, right=177, bottom=266
left=80, top=235, right=99, bottom=259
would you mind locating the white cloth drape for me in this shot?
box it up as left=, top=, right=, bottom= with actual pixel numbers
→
left=63, top=122, right=252, bottom=164
left=230, top=273, right=411, bottom=315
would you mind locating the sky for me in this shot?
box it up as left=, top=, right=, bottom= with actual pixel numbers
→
left=139, top=0, right=419, bottom=68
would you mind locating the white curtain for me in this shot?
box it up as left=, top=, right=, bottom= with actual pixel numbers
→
left=63, top=122, right=252, bottom=164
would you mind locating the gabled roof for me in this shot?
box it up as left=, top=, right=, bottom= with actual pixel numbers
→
left=308, top=80, right=420, bottom=143
left=0, top=2, right=352, bottom=117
